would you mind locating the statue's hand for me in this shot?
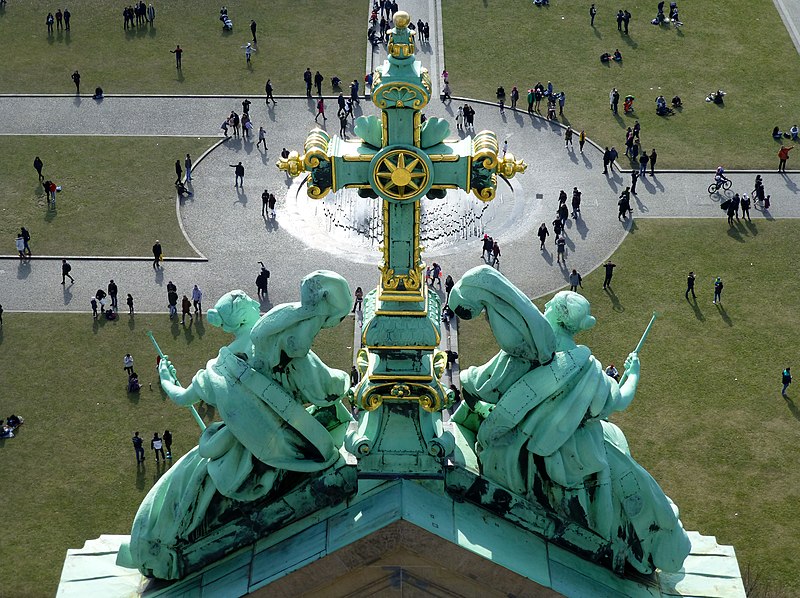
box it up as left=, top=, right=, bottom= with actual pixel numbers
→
left=159, top=357, right=178, bottom=385
left=624, top=352, right=640, bottom=376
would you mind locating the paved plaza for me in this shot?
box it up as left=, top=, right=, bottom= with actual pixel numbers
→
left=1, top=0, right=799, bottom=315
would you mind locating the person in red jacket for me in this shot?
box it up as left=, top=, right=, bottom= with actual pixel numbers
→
left=778, top=145, right=794, bottom=172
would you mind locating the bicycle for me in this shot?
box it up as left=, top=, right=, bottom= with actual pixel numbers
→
left=707, top=178, right=732, bottom=194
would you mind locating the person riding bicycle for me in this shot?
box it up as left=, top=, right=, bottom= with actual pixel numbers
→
left=715, top=166, right=728, bottom=187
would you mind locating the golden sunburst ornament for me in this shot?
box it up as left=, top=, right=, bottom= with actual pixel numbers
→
left=373, top=149, right=430, bottom=201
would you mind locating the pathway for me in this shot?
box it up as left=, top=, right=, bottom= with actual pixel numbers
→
left=1, top=1, right=799, bottom=316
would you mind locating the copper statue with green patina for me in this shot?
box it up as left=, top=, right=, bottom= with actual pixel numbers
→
left=279, top=11, right=525, bottom=473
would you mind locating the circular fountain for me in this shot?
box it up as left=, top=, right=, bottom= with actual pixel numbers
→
left=279, top=176, right=538, bottom=264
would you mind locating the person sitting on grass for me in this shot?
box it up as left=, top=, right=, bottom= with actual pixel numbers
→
left=128, top=372, right=141, bottom=393
left=671, top=95, right=682, bottom=108
left=0, top=420, right=13, bottom=439
left=613, top=49, right=622, bottom=62
left=773, top=126, right=785, bottom=140
left=600, top=52, right=611, bottom=63
left=791, top=125, right=799, bottom=141
left=6, top=414, right=22, bottom=429
left=706, top=89, right=725, bottom=104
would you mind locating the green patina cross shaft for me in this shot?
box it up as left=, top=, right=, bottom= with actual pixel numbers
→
left=278, top=11, right=525, bottom=471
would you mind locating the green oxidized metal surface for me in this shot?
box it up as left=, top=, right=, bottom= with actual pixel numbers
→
left=277, top=11, right=525, bottom=473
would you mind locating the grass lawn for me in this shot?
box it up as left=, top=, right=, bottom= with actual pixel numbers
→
left=442, top=0, right=800, bottom=170
left=0, top=0, right=366, bottom=96
left=0, top=311, right=354, bottom=597
left=0, top=136, right=215, bottom=257
left=458, top=218, right=800, bottom=594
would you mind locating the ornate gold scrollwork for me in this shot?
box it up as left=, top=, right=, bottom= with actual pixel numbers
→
left=497, top=152, right=528, bottom=178
left=374, top=83, right=429, bottom=110
left=360, top=382, right=444, bottom=413
left=276, top=150, right=304, bottom=178
left=373, top=148, right=430, bottom=201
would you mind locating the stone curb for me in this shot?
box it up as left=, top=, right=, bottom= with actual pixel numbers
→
left=0, top=256, right=207, bottom=262
left=174, top=138, right=229, bottom=260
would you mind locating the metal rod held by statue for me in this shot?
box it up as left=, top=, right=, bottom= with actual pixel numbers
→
left=146, top=330, right=207, bottom=431
left=633, top=312, right=658, bottom=354
left=619, top=312, right=657, bottom=385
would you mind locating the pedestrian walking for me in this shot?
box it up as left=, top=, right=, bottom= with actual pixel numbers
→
left=163, top=430, right=173, bottom=459
left=631, top=170, right=639, bottom=194
left=741, top=193, right=752, bottom=221
left=250, top=19, right=257, bottom=44
left=352, top=286, right=363, bottom=313
left=569, top=269, right=583, bottom=292
left=261, top=189, right=269, bottom=217
left=230, top=162, right=245, bottom=187
left=152, top=240, right=162, bottom=268
left=46, top=12, right=54, bottom=34
left=180, top=295, right=193, bottom=325
left=685, top=271, right=696, bottom=299
left=650, top=148, right=658, bottom=176
left=152, top=432, right=166, bottom=462
left=167, top=288, right=178, bottom=318
left=782, top=368, right=792, bottom=397
left=191, top=285, right=202, bottom=314
left=579, top=130, right=586, bottom=153
left=170, top=45, right=182, bottom=69
left=257, top=126, right=267, bottom=150
left=71, top=70, right=81, bottom=94
left=268, top=193, right=276, bottom=218
left=20, top=227, right=32, bottom=257
left=589, top=3, right=597, bottom=26
left=491, top=240, right=501, bottom=267
left=90, top=296, right=98, bottom=318
left=556, top=235, right=567, bottom=264
left=537, top=222, right=549, bottom=250
left=15, top=235, right=25, bottom=259
left=242, top=43, right=253, bottom=65
left=610, top=88, right=619, bottom=114
left=639, top=151, right=649, bottom=176
left=34, top=156, right=44, bottom=181
left=564, top=126, right=573, bottom=148
left=618, top=188, right=631, bottom=221
left=713, top=277, right=723, bottom=304
left=132, top=432, right=145, bottom=463
left=184, top=154, right=192, bottom=181
left=315, top=97, right=327, bottom=123
left=64, top=8, right=71, bottom=30
left=61, top=259, right=74, bottom=284
left=314, top=70, right=324, bottom=96
left=603, top=147, right=611, bottom=175
left=481, top=233, right=493, bottom=261
left=778, top=145, right=794, bottom=172
left=174, top=159, right=182, bottom=184
left=623, top=9, right=631, bottom=34
left=124, top=353, right=135, bottom=375
left=558, top=91, right=566, bottom=116
left=108, top=279, right=118, bottom=310
left=510, top=86, right=519, bottom=110
left=256, top=263, right=270, bottom=299
left=265, top=79, right=276, bottom=105
left=571, top=187, right=582, bottom=218
left=127, top=293, right=135, bottom=314
left=602, top=261, right=616, bottom=289
left=304, top=67, right=313, bottom=97
left=496, top=86, right=506, bottom=113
